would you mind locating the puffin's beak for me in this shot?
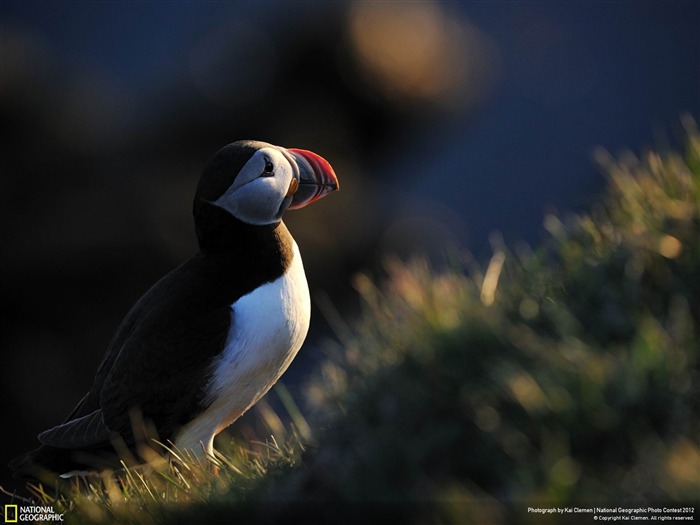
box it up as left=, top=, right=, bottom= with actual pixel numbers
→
left=287, top=148, right=339, bottom=209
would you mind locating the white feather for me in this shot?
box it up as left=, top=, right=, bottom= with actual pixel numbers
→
left=174, top=241, right=310, bottom=454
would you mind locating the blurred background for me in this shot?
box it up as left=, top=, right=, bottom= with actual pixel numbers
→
left=1, top=1, right=698, bottom=491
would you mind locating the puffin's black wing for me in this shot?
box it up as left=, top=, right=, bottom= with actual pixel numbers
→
left=36, top=309, right=231, bottom=452
left=59, top=253, right=239, bottom=450
left=98, top=297, right=232, bottom=442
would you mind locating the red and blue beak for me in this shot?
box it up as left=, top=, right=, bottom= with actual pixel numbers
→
left=287, top=148, right=339, bottom=209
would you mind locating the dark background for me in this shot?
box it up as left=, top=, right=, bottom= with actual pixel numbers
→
left=1, top=1, right=698, bottom=491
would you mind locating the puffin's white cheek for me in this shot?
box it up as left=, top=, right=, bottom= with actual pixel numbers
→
left=216, top=180, right=287, bottom=226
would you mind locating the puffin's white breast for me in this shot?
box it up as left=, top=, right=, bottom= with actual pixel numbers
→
left=174, top=241, right=310, bottom=453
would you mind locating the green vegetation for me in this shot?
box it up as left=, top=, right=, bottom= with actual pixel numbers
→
left=8, top=122, right=699, bottom=523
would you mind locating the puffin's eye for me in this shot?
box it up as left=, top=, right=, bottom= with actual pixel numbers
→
left=262, top=158, right=274, bottom=175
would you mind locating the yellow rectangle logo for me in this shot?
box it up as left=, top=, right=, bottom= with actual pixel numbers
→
left=4, top=504, right=18, bottom=523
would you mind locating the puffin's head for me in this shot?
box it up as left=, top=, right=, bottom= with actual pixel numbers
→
left=193, top=140, right=338, bottom=228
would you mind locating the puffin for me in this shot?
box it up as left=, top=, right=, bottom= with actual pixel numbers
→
left=10, top=140, right=338, bottom=480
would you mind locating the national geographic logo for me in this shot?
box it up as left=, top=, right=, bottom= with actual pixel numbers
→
left=3, top=505, right=64, bottom=522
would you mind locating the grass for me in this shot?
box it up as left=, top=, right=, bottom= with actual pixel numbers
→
left=93, top=439, right=300, bottom=524
left=4, top=118, right=699, bottom=524
left=2, top=395, right=306, bottom=525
